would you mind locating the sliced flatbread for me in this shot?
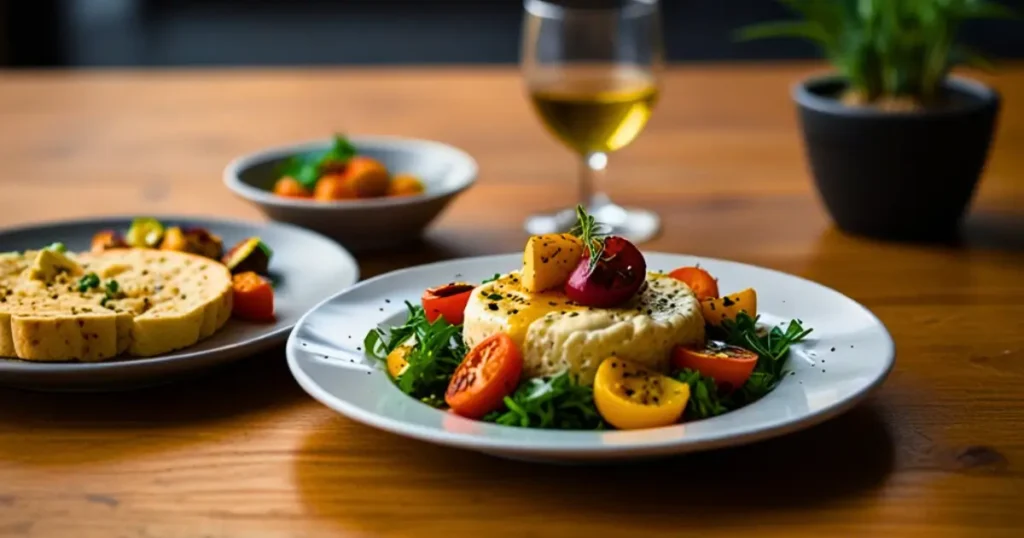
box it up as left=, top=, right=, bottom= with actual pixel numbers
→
left=0, top=248, right=232, bottom=362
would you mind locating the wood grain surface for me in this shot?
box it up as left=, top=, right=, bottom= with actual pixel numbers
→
left=0, top=64, right=1022, bottom=538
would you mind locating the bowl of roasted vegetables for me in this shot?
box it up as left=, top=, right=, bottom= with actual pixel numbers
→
left=224, top=134, right=478, bottom=251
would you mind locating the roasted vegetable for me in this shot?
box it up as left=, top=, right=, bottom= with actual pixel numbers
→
left=445, top=333, right=523, bottom=419
left=387, top=174, right=425, bottom=197
left=668, top=266, right=720, bottom=301
left=521, top=233, right=584, bottom=293
left=91, top=230, right=128, bottom=253
left=125, top=217, right=165, bottom=248
left=421, top=282, right=475, bottom=325
left=222, top=237, right=272, bottom=275
left=273, top=177, right=312, bottom=198
left=593, top=357, right=690, bottom=430
left=344, top=156, right=390, bottom=198
left=313, top=174, right=356, bottom=200
left=564, top=206, right=646, bottom=308
left=160, top=227, right=224, bottom=259
left=231, top=272, right=275, bottom=322
left=701, top=288, right=757, bottom=327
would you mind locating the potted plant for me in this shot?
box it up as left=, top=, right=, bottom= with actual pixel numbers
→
left=739, top=0, right=1014, bottom=240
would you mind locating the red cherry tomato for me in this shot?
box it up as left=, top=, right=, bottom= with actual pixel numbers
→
left=421, top=282, right=475, bottom=325
left=671, top=341, right=758, bottom=392
left=564, top=236, right=647, bottom=308
left=445, top=333, right=523, bottom=418
left=668, top=266, right=720, bottom=301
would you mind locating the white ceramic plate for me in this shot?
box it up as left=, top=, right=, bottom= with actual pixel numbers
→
left=287, top=253, right=894, bottom=463
left=0, top=216, right=359, bottom=391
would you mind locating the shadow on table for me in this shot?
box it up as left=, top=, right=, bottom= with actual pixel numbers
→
left=0, top=347, right=306, bottom=466
left=293, top=402, right=895, bottom=534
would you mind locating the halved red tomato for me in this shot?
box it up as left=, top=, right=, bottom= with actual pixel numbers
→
left=668, top=266, right=719, bottom=301
left=421, top=282, right=475, bottom=325
left=445, top=333, right=523, bottom=419
left=671, top=340, right=758, bottom=392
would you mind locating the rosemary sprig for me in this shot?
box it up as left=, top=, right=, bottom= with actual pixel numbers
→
left=570, top=204, right=608, bottom=271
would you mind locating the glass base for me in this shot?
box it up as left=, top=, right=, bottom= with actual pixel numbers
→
left=524, top=195, right=660, bottom=244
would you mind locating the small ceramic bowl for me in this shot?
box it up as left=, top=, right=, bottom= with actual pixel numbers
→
left=224, top=136, right=478, bottom=251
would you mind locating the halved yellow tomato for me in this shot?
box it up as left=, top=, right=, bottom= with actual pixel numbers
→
left=386, top=340, right=414, bottom=379
left=701, top=288, right=757, bottom=326
left=593, top=358, right=690, bottom=430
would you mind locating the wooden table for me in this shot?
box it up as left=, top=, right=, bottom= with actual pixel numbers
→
left=0, top=65, right=1022, bottom=538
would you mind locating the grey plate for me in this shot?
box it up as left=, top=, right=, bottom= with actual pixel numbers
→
left=0, top=216, right=359, bottom=391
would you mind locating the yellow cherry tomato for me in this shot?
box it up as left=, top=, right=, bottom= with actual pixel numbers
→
left=593, top=358, right=690, bottom=430
left=386, top=341, right=413, bottom=379
left=701, top=288, right=757, bottom=327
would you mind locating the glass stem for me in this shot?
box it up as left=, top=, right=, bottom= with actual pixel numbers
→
left=579, top=152, right=607, bottom=209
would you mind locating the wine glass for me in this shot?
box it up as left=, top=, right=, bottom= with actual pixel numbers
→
left=521, top=0, right=664, bottom=243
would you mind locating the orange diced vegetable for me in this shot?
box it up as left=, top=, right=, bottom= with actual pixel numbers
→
left=387, top=174, right=425, bottom=197
left=344, top=156, right=390, bottom=198
left=273, top=177, right=312, bottom=198
left=314, top=174, right=357, bottom=201
left=232, top=272, right=275, bottom=322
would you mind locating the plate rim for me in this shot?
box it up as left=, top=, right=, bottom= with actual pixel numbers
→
left=286, top=252, right=896, bottom=457
left=0, top=214, right=360, bottom=372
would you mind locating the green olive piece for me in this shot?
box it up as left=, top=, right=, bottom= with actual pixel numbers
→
left=126, top=217, right=165, bottom=248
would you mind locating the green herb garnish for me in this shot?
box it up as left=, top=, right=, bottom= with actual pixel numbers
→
left=570, top=204, right=608, bottom=271
left=483, top=370, right=606, bottom=430
left=99, top=279, right=123, bottom=308
left=481, top=273, right=501, bottom=284
left=77, top=273, right=100, bottom=292
left=45, top=242, right=67, bottom=253
left=486, top=293, right=503, bottom=301
left=277, top=134, right=358, bottom=189
left=684, top=313, right=814, bottom=410
left=364, top=302, right=467, bottom=407
left=675, top=368, right=729, bottom=420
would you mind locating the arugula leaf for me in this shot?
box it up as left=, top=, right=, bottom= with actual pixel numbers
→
left=481, top=273, right=501, bottom=284
left=704, top=312, right=813, bottom=409
left=277, top=133, right=358, bottom=189
left=675, top=368, right=728, bottom=420
left=483, top=370, right=606, bottom=430
left=363, top=302, right=467, bottom=407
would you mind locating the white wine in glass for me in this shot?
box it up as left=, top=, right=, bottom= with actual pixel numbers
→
left=522, top=0, right=663, bottom=242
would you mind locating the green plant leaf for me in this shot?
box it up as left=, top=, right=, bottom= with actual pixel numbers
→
left=959, top=1, right=1019, bottom=20
left=734, top=0, right=1016, bottom=104
left=734, top=21, right=833, bottom=45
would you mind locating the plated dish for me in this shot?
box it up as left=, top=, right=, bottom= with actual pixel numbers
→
left=366, top=208, right=811, bottom=430
left=287, top=210, right=895, bottom=461
left=224, top=135, right=478, bottom=251
left=0, top=216, right=358, bottom=391
left=1, top=218, right=278, bottom=363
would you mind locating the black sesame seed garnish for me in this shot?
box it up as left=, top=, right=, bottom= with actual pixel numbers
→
left=488, top=303, right=498, bottom=311
left=830, top=347, right=836, bottom=352
left=385, top=299, right=391, bottom=303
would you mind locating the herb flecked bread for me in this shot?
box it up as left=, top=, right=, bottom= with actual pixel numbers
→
left=0, top=248, right=232, bottom=362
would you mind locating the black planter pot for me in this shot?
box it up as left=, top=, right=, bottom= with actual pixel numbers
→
left=794, top=75, right=1000, bottom=241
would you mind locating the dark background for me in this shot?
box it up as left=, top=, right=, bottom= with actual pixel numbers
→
left=2, top=0, right=1023, bottom=68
